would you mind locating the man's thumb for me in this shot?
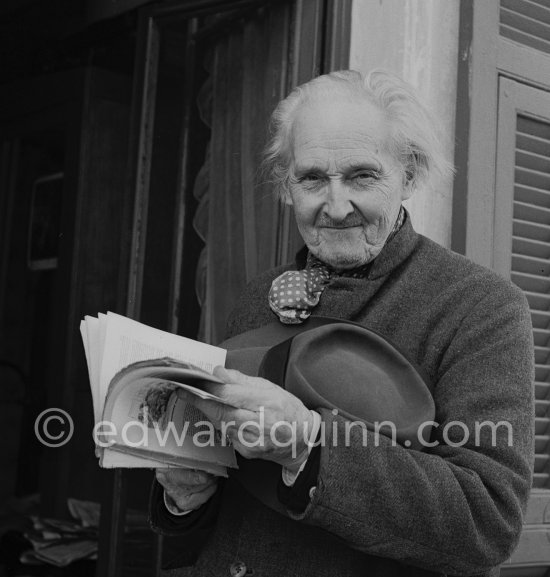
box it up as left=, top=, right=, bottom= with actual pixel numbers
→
left=213, top=365, right=249, bottom=384
left=213, top=365, right=232, bottom=382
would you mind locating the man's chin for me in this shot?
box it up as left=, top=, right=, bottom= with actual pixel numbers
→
left=309, top=246, right=378, bottom=270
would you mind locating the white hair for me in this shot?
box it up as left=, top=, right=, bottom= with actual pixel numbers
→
left=263, top=69, right=454, bottom=199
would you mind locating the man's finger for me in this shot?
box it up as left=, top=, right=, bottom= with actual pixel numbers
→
left=213, top=365, right=234, bottom=382
left=174, top=483, right=218, bottom=511
left=173, top=477, right=217, bottom=495
left=198, top=382, right=253, bottom=406
left=181, top=382, right=259, bottom=411
left=190, top=397, right=229, bottom=427
left=156, top=468, right=215, bottom=487
left=176, top=382, right=246, bottom=409
left=213, top=366, right=266, bottom=388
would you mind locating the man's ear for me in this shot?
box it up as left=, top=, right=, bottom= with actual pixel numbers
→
left=402, top=149, right=427, bottom=200
left=401, top=177, right=415, bottom=201
left=281, top=190, right=293, bottom=206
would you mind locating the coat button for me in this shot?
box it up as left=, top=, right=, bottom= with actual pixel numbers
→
left=229, top=561, right=247, bottom=577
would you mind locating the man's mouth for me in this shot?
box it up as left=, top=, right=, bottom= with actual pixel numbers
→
left=322, top=224, right=362, bottom=229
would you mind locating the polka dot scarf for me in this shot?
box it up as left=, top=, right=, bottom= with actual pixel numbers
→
left=268, top=207, right=406, bottom=324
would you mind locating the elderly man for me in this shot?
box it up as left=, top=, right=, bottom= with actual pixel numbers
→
left=151, top=70, right=534, bottom=577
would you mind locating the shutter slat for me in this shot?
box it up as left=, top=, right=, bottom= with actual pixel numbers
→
left=535, top=455, right=549, bottom=471
left=535, top=365, right=550, bottom=383
left=533, top=472, right=550, bottom=488
left=500, top=0, right=550, bottom=55
left=512, top=271, right=550, bottom=293
left=536, top=434, right=550, bottom=454
left=514, top=199, right=550, bottom=226
left=535, top=346, right=550, bottom=364
left=518, top=115, right=550, bottom=140
left=516, top=149, right=550, bottom=174
left=513, top=219, right=550, bottom=243
left=500, top=22, right=550, bottom=54
left=513, top=237, right=550, bottom=259
left=535, top=417, right=549, bottom=435
left=516, top=167, right=550, bottom=191
left=514, top=189, right=550, bottom=212
left=512, top=254, right=550, bottom=276
left=535, top=381, right=550, bottom=398
left=535, top=438, right=549, bottom=456
left=527, top=0, right=550, bottom=12
left=532, top=313, right=550, bottom=331
left=517, top=132, right=550, bottom=157
left=526, top=292, right=550, bottom=312
left=502, top=0, right=550, bottom=25
left=501, top=5, right=550, bottom=38
left=536, top=400, right=550, bottom=417
left=533, top=329, right=550, bottom=347
left=535, top=452, right=549, bottom=471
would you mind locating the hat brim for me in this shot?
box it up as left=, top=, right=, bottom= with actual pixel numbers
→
left=224, top=317, right=433, bottom=443
left=256, top=322, right=434, bottom=449
left=221, top=316, right=434, bottom=515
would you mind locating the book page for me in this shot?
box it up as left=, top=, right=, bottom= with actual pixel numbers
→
left=100, top=447, right=170, bottom=469
left=85, top=315, right=101, bottom=382
left=108, top=362, right=233, bottom=404
left=101, top=446, right=227, bottom=476
left=83, top=316, right=101, bottom=423
left=103, top=378, right=236, bottom=468
left=98, top=312, right=108, bottom=377
left=80, top=320, right=90, bottom=375
left=80, top=311, right=229, bottom=469
left=98, top=312, right=226, bottom=416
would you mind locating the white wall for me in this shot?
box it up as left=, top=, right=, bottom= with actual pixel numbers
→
left=349, top=0, right=460, bottom=248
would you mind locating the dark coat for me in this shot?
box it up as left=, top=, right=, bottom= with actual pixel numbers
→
left=151, top=214, right=534, bottom=577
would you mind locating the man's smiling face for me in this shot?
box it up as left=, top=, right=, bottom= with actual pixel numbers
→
left=287, top=98, right=413, bottom=270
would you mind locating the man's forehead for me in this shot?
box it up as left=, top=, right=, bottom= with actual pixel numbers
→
left=291, top=141, right=384, bottom=173
left=290, top=98, right=391, bottom=155
left=293, top=131, right=383, bottom=152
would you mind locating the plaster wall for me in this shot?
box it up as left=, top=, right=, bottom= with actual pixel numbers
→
left=349, top=0, right=460, bottom=248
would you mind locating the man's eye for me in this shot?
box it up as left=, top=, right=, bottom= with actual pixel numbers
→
left=301, top=173, right=322, bottom=182
left=352, top=171, right=379, bottom=183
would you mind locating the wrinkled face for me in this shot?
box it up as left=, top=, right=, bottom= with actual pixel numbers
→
left=286, top=98, right=413, bottom=270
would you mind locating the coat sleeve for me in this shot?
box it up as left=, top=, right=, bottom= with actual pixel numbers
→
left=148, top=477, right=226, bottom=569
left=288, top=284, right=535, bottom=576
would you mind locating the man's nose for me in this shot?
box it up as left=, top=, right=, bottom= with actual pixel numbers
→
left=323, top=179, right=354, bottom=220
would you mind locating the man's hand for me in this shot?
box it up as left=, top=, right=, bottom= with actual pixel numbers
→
left=181, top=366, right=316, bottom=473
left=156, top=468, right=218, bottom=512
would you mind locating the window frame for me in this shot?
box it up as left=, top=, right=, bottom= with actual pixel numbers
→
left=97, top=2, right=352, bottom=576
left=452, top=0, right=550, bottom=265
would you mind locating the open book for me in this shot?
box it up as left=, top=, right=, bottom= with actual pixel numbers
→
left=80, top=312, right=237, bottom=476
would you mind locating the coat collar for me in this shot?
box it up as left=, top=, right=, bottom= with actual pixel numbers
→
left=367, top=209, right=419, bottom=279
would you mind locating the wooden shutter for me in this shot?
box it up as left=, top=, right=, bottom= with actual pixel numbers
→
left=495, top=77, right=550, bottom=573
left=513, top=113, right=550, bottom=494
left=500, top=0, right=550, bottom=55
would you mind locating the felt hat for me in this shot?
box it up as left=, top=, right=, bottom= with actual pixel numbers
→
left=221, top=317, right=434, bottom=515
left=223, top=316, right=434, bottom=450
